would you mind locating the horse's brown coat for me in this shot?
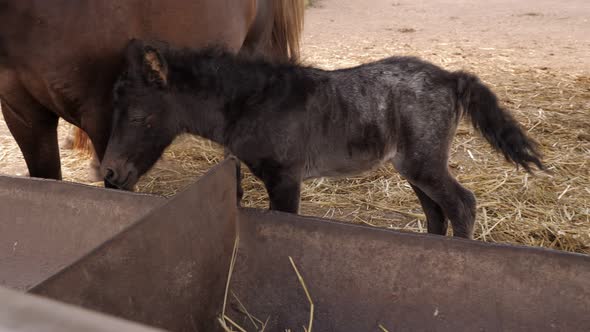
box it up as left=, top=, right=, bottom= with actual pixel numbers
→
left=0, top=0, right=304, bottom=181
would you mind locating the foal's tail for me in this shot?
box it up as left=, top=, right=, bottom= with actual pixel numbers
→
left=454, top=72, right=545, bottom=172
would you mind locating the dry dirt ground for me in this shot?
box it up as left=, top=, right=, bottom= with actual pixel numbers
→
left=1, top=0, right=589, bottom=252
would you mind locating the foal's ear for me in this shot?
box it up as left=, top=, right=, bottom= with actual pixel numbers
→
left=142, top=46, right=168, bottom=87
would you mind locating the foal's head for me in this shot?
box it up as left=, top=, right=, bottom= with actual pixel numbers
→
left=101, top=39, right=179, bottom=190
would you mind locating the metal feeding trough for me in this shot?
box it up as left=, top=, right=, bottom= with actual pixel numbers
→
left=0, top=175, right=164, bottom=291
left=1, top=158, right=589, bottom=332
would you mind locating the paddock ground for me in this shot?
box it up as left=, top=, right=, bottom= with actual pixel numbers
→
left=1, top=0, right=589, bottom=253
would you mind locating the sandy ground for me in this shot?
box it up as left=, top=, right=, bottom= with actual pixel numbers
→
left=1, top=0, right=589, bottom=249
left=302, top=0, right=590, bottom=71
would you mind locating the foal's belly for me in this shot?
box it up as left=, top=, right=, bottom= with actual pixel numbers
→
left=303, top=149, right=396, bottom=180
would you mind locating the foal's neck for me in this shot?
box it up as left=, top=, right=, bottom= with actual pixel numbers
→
left=167, top=50, right=312, bottom=143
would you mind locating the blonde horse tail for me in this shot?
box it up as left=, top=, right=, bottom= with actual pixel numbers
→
left=71, top=127, right=94, bottom=156
left=271, top=0, right=305, bottom=62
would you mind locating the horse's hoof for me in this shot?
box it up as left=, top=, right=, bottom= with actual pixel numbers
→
left=88, top=163, right=102, bottom=182
left=85, top=153, right=103, bottom=182
left=89, top=170, right=102, bottom=182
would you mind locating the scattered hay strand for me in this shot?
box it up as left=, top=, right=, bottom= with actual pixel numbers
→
left=217, top=251, right=316, bottom=331
left=219, top=316, right=247, bottom=332
left=289, top=257, right=314, bottom=332
left=219, top=235, right=245, bottom=332
left=232, top=291, right=261, bottom=330
left=222, top=235, right=240, bottom=317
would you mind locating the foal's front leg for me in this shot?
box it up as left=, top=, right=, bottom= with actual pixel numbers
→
left=224, top=149, right=244, bottom=204
left=267, top=178, right=301, bottom=213
left=256, top=167, right=302, bottom=213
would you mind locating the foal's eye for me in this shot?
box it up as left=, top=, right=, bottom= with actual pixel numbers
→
left=129, top=116, right=145, bottom=124
left=129, top=113, right=154, bottom=128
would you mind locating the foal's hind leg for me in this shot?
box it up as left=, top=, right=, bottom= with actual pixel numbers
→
left=1, top=99, right=61, bottom=179
left=410, top=184, right=448, bottom=235
left=395, top=158, right=476, bottom=239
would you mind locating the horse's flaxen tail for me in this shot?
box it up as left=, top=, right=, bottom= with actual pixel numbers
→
left=71, top=127, right=93, bottom=155
left=454, top=71, right=545, bottom=172
left=271, top=0, right=305, bottom=62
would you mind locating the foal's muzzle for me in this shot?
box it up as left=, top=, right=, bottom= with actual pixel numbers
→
left=102, top=165, right=136, bottom=191
left=103, top=168, right=123, bottom=188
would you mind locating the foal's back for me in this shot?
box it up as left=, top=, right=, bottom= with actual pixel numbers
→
left=303, top=56, right=459, bottom=179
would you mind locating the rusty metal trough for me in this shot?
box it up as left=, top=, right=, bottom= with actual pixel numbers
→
left=1, top=158, right=589, bottom=331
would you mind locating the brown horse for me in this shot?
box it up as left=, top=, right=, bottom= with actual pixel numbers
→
left=0, top=0, right=304, bottom=181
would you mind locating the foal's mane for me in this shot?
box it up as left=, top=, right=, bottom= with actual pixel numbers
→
left=163, top=44, right=300, bottom=73
left=151, top=44, right=315, bottom=103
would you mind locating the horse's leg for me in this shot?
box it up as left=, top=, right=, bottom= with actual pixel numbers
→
left=88, top=152, right=102, bottom=182
left=395, top=158, right=476, bottom=239
left=1, top=99, right=61, bottom=179
left=63, top=125, right=76, bottom=149
left=80, top=107, right=112, bottom=185
left=64, top=126, right=102, bottom=181
left=409, top=183, right=448, bottom=235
